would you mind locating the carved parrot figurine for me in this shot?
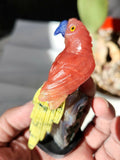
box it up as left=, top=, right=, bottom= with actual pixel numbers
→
left=28, top=18, right=95, bottom=150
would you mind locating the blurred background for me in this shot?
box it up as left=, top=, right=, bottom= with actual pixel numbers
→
left=0, top=0, right=120, bottom=117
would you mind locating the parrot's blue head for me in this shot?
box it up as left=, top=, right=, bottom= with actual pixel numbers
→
left=54, top=20, right=68, bottom=37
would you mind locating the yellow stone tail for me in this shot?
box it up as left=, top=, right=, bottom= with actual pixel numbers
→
left=28, top=87, right=65, bottom=150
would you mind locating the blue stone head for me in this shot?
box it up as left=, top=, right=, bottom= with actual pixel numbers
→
left=54, top=20, right=68, bottom=37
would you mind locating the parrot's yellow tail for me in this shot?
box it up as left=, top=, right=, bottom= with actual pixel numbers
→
left=28, top=87, right=65, bottom=150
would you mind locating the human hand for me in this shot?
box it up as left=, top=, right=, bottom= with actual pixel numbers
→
left=0, top=80, right=120, bottom=160
left=59, top=97, right=120, bottom=160
left=0, top=101, right=41, bottom=160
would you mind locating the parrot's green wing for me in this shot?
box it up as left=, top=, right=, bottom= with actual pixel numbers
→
left=28, top=87, right=65, bottom=150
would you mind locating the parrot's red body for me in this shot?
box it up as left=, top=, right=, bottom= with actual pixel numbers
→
left=39, top=18, right=95, bottom=109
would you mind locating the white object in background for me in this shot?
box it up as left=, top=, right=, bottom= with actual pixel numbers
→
left=48, top=21, right=65, bottom=51
left=48, top=21, right=65, bottom=62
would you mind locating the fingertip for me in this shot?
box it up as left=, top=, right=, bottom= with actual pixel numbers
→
left=21, top=101, right=34, bottom=116
left=92, top=97, right=115, bottom=120
left=4, top=101, right=34, bottom=131
left=111, top=116, right=120, bottom=142
left=23, top=101, right=33, bottom=108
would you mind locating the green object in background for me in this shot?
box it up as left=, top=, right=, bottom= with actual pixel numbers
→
left=77, top=0, right=108, bottom=33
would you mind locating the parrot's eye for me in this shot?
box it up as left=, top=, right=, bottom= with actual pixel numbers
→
left=70, top=25, right=76, bottom=32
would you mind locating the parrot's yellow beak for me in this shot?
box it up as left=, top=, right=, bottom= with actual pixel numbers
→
left=54, top=20, right=68, bottom=37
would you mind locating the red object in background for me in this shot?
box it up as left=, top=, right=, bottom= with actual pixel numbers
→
left=100, top=17, right=120, bottom=32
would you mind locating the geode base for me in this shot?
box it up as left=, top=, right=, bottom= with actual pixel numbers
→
left=37, top=87, right=92, bottom=158
left=38, top=129, right=83, bottom=158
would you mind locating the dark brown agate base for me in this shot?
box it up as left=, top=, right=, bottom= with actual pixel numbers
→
left=38, top=86, right=93, bottom=158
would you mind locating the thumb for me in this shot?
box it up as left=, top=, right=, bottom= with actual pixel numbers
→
left=0, top=101, right=33, bottom=146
